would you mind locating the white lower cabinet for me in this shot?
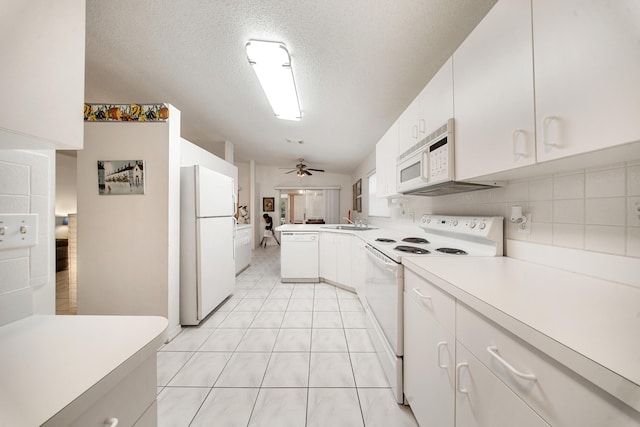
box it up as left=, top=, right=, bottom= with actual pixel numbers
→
left=455, top=344, right=549, bottom=427
left=235, top=226, right=252, bottom=274
left=403, top=268, right=640, bottom=427
left=403, top=290, right=455, bottom=427
left=319, top=232, right=354, bottom=289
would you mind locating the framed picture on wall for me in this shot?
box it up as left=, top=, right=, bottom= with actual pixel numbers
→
left=355, top=197, right=362, bottom=213
left=355, top=178, right=362, bottom=196
left=263, top=197, right=275, bottom=212
left=97, top=160, right=145, bottom=195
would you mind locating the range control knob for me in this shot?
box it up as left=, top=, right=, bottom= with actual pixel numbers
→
left=452, top=219, right=458, bottom=226
left=479, top=222, right=486, bottom=230
left=468, top=221, right=476, bottom=229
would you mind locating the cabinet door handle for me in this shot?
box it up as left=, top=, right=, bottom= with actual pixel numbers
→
left=104, top=418, right=119, bottom=427
left=412, top=287, right=431, bottom=300
left=436, top=341, right=448, bottom=368
left=412, top=125, right=418, bottom=139
left=419, top=119, right=425, bottom=134
left=512, top=130, right=527, bottom=160
left=456, top=362, right=469, bottom=393
left=542, top=116, right=560, bottom=152
left=486, top=346, right=537, bottom=381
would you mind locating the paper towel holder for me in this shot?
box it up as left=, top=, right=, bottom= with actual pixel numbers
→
left=510, top=206, right=529, bottom=230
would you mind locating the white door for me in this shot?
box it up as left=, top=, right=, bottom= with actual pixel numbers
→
left=195, top=165, right=234, bottom=217
left=197, top=216, right=235, bottom=320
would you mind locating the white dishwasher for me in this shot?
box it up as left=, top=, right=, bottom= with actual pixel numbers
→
left=280, top=232, right=319, bottom=283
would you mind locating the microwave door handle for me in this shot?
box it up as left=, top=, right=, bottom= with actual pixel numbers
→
left=421, top=148, right=430, bottom=182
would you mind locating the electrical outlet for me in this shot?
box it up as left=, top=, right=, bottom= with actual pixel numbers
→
left=517, top=213, right=532, bottom=235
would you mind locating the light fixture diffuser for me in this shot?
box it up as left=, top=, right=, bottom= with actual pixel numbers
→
left=246, top=40, right=302, bottom=121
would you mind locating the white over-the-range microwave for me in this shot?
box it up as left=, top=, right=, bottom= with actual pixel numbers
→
left=396, top=118, right=495, bottom=196
left=396, top=119, right=455, bottom=192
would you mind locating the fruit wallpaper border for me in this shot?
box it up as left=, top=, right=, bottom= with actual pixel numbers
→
left=84, top=103, right=169, bottom=122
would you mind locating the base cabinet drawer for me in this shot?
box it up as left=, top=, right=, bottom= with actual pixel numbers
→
left=457, top=303, right=640, bottom=426
left=456, top=345, right=550, bottom=427
left=68, top=354, right=157, bottom=427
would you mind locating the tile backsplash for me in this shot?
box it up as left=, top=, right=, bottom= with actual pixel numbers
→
left=0, top=150, right=54, bottom=325
left=375, top=160, right=640, bottom=259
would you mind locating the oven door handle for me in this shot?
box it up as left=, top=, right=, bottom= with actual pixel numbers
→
left=365, top=245, right=400, bottom=274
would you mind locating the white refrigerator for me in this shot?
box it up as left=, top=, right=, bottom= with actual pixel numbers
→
left=180, top=165, right=236, bottom=325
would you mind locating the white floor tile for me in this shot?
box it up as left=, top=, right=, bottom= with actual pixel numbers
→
left=290, top=286, right=314, bottom=299
left=313, top=311, right=343, bottom=328
left=351, top=353, right=389, bottom=387
left=281, top=311, right=313, bottom=328
left=218, top=311, right=258, bottom=328
left=250, top=311, right=285, bottom=328
left=157, top=387, right=209, bottom=427
left=273, top=328, right=312, bottom=352
left=345, top=329, right=375, bottom=352
left=311, top=328, right=348, bottom=352
left=307, top=388, right=364, bottom=427
left=215, top=298, right=240, bottom=312
left=287, top=298, right=314, bottom=312
left=269, top=287, right=293, bottom=298
left=156, top=351, right=193, bottom=386
left=233, top=298, right=265, bottom=312
left=199, top=328, right=246, bottom=352
left=215, top=352, right=270, bottom=387
left=198, top=310, right=229, bottom=328
left=262, top=352, right=310, bottom=387
left=309, top=353, right=356, bottom=387
left=339, top=299, right=364, bottom=312
left=260, top=298, right=289, bottom=312
left=161, top=328, right=213, bottom=351
left=235, top=328, right=279, bottom=352
left=341, top=311, right=368, bottom=328
left=314, top=298, right=340, bottom=311
left=168, top=352, right=231, bottom=387
left=190, top=388, right=259, bottom=427
left=336, top=288, right=358, bottom=299
left=358, top=388, right=419, bottom=427
left=248, top=388, right=308, bottom=427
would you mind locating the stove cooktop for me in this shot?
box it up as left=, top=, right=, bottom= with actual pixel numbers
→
left=375, top=238, right=397, bottom=243
left=402, top=237, right=430, bottom=244
left=394, top=245, right=431, bottom=254
left=436, top=247, right=468, bottom=255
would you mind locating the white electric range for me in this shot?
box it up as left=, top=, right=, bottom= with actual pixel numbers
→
left=363, top=215, right=504, bottom=403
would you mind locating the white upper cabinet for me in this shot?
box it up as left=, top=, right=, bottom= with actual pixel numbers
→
left=0, top=0, right=85, bottom=149
left=375, top=119, right=400, bottom=198
left=397, top=97, right=420, bottom=156
left=418, top=58, right=454, bottom=138
left=533, top=0, right=640, bottom=162
left=453, top=0, right=536, bottom=180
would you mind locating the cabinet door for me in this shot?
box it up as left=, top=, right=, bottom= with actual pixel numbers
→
left=453, top=0, right=536, bottom=180
left=319, top=233, right=337, bottom=283
left=418, top=58, right=454, bottom=137
left=397, top=98, right=420, bottom=155
left=350, top=238, right=366, bottom=300
left=335, top=234, right=352, bottom=286
left=0, top=0, right=85, bottom=149
left=456, top=345, right=550, bottom=427
left=533, top=0, right=640, bottom=162
left=404, top=291, right=455, bottom=427
left=375, top=120, right=399, bottom=197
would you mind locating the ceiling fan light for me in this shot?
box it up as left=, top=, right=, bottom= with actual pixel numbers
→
left=246, top=40, right=302, bottom=121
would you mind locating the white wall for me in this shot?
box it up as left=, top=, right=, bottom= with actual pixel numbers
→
left=0, top=149, right=55, bottom=326
left=77, top=107, right=182, bottom=339
left=236, top=161, right=250, bottom=216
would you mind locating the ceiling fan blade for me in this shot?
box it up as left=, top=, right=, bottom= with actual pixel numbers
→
left=285, top=170, right=296, bottom=174
left=305, top=170, right=312, bottom=176
left=307, top=168, right=325, bottom=172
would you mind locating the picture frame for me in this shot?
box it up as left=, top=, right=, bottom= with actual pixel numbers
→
left=263, top=197, right=275, bottom=212
left=355, top=197, right=362, bottom=213
left=97, top=160, right=145, bottom=195
left=355, top=178, right=362, bottom=196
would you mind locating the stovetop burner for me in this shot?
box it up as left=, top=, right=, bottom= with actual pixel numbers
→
left=394, top=245, right=431, bottom=254
left=375, top=238, right=397, bottom=243
left=436, top=247, right=468, bottom=255
left=402, top=237, right=430, bottom=244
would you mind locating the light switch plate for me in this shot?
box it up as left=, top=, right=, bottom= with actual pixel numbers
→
left=0, top=214, right=38, bottom=249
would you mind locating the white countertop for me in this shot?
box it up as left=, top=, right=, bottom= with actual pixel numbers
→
left=402, top=256, right=640, bottom=412
left=236, top=223, right=252, bottom=230
left=0, top=315, right=167, bottom=426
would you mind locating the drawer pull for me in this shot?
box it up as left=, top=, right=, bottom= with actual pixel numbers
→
left=486, top=346, right=537, bottom=381
left=456, top=362, right=469, bottom=393
left=412, top=287, right=431, bottom=300
left=104, top=418, right=119, bottom=427
left=436, top=341, right=448, bottom=368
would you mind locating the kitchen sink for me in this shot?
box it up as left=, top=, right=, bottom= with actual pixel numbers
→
left=322, top=225, right=377, bottom=231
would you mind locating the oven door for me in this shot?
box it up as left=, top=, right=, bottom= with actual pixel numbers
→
left=364, top=245, right=404, bottom=356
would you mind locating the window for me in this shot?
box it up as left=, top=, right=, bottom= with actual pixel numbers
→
left=368, top=172, right=390, bottom=217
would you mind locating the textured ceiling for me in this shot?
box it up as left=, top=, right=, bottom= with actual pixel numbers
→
left=85, top=0, right=496, bottom=174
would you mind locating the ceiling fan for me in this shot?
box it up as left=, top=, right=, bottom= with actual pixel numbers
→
left=283, top=158, right=325, bottom=177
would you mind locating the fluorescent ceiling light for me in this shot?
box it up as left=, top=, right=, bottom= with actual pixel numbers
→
left=246, top=40, right=302, bottom=121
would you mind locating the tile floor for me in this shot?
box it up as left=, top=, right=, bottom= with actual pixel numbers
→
left=156, top=246, right=418, bottom=427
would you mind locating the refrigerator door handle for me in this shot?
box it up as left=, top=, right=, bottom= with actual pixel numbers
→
left=233, top=217, right=237, bottom=260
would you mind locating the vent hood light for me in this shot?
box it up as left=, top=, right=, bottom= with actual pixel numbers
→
left=246, top=40, right=302, bottom=121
